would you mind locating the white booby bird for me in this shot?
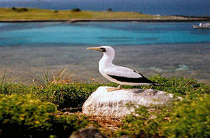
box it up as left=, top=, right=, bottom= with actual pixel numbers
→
left=87, top=46, right=159, bottom=88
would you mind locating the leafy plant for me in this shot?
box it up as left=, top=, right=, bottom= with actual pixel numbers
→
left=107, top=8, right=113, bottom=12
left=117, top=105, right=161, bottom=138
left=11, top=7, right=29, bottom=12
left=160, top=94, right=210, bottom=138
left=32, top=82, right=99, bottom=109
left=0, top=68, right=99, bottom=109
left=0, top=72, right=209, bottom=137
left=117, top=75, right=210, bottom=138
left=71, top=8, right=81, bottom=12
left=0, top=94, right=91, bottom=137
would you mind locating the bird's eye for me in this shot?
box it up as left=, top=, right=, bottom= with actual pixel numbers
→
left=100, top=48, right=106, bottom=52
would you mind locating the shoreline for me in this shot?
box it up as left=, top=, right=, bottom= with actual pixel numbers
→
left=1, top=7, right=209, bottom=23
left=1, top=18, right=210, bottom=23
left=0, top=43, right=209, bottom=85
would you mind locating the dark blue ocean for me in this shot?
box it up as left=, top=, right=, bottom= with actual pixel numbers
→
left=0, top=0, right=210, bottom=16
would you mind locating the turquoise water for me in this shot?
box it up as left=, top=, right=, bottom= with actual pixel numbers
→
left=1, top=22, right=210, bottom=46
left=0, top=22, right=209, bottom=84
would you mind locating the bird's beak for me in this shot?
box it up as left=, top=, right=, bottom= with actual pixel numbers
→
left=87, top=47, right=105, bottom=52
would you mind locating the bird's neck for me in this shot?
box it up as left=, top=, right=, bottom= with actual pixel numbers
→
left=99, top=53, right=114, bottom=69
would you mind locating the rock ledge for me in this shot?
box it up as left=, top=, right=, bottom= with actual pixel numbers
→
left=82, top=86, right=174, bottom=117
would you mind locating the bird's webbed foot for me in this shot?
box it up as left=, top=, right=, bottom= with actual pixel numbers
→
left=106, top=85, right=122, bottom=92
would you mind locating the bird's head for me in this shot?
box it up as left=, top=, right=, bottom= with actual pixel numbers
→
left=87, top=46, right=115, bottom=55
left=87, top=46, right=115, bottom=61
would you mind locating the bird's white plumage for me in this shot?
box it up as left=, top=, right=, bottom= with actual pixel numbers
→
left=105, top=66, right=143, bottom=78
left=87, top=46, right=157, bottom=86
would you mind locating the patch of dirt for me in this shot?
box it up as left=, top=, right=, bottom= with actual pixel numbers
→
left=60, top=107, right=123, bottom=132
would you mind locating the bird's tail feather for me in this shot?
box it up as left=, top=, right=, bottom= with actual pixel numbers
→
left=152, top=82, right=163, bottom=86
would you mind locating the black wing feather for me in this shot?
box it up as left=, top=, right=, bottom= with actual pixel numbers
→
left=107, top=70, right=160, bottom=86
left=107, top=74, right=156, bottom=84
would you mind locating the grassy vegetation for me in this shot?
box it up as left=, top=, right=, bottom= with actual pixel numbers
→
left=0, top=73, right=209, bottom=137
left=0, top=94, right=93, bottom=137
left=0, top=7, right=174, bottom=20
left=118, top=94, right=210, bottom=138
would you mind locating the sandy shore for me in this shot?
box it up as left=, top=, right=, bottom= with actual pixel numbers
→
left=1, top=17, right=210, bottom=23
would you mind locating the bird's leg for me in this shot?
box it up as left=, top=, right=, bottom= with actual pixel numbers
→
left=106, top=85, right=122, bottom=92
left=117, top=85, right=122, bottom=89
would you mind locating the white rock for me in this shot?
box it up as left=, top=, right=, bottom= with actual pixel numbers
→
left=82, top=86, right=175, bottom=117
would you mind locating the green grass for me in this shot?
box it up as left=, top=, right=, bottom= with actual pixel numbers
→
left=118, top=94, right=210, bottom=138
left=0, top=94, right=92, bottom=137
left=0, top=7, right=175, bottom=20
left=0, top=73, right=209, bottom=137
left=116, top=75, right=210, bottom=138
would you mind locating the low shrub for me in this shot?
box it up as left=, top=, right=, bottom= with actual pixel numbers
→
left=117, top=83, right=210, bottom=138
left=107, top=8, right=113, bottom=12
left=0, top=94, right=91, bottom=137
left=160, top=94, right=210, bottom=138
left=126, top=74, right=208, bottom=97
left=19, top=8, right=28, bottom=12
left=0, top=81, right=99, bottom=109
left=0, top=74, right=209, bottom=137
left=71, top=8, right=81, bottom=12
left=32, top=83, right=99, bottom=109
left=149, top=75, right=207, bottom=95
left=117, top=105, right=161, bottom=138
left=11, top=7, right=17, bottom=11
left=0, top=83, right=32, bottom=95
left=11, top=7, right=29, bottom=12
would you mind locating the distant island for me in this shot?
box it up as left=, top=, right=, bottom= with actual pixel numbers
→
left=0, top=7, right=209, bottom=22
